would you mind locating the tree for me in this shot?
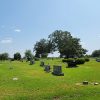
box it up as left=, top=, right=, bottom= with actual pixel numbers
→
left=91, top=50, right=100, bottom=57
left=34, top=39, right=50, bottom=58
left=2, top=53, right=9, bottom=60
left=25, top=50, right=34, bottom=61
left=48, top=30, right=87, bottom=58
left=0, top=53, right=9, bottom=60
left=14, top=52, right=21, bottom=60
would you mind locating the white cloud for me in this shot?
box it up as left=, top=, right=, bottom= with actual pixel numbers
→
left=0, top=38, right=13, bottom=44
left=14, top=29, right=21, bottom=32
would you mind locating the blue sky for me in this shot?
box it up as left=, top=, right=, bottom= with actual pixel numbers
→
left=0, top=0, right=100, bottom=57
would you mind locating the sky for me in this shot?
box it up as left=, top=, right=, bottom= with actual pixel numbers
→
left=0, top=0, right=100, bottom=57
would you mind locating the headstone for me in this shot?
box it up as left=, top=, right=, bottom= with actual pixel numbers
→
left=44, top=65, right=50, bottom=72
left=13, top=77, right=18, bottom=81
left=40, top=61, right=44, bottom=67
left=52, top=65, right=64, bottom=76
left=94, top=82, right=99, bottom=85
left=96, top=58, right=100, bottom=62
left=30, top=60, right=35, bottom=65
left=83, top=81, right=88, bottom=85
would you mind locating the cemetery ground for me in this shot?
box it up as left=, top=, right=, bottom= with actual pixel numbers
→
left=0, top=59, right=100, bottom=100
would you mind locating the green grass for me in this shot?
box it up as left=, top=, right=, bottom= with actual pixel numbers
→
left=0, top=59, right=100, bottom=100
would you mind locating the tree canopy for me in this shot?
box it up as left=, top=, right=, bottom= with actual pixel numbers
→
left=33, top=30, right=87, bottom=58
left=24, top=50, right=34, bottom=61
left=0, top=53, right=9, bottom=60
left=14, top=52, right=21, bottom=60
left=48, top=30, right=87, bottom=58
left=33, top=39, right=49, bottom=58
left=91, top=50, right=100, bottom=57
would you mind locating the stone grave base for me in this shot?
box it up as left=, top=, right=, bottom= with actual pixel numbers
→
left=52, top=72, right=64, bottom=76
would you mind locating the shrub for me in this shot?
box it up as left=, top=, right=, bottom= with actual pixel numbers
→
left=11, top=58, right=14, bottom=61
left=67, top=61, right=77, bottom=67
left=66, top=58, right=77, bottom=67
left=85, top=58, right=90, bottom=62
left=62, top=58, right=75, bottom=63
left=62, top=58, right=86, bottom=67
left=62, top=59, right=67, bottom=63
left=76, top=58, right=85, bottom=65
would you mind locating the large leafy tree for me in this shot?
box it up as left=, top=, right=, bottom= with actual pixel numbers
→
left=91, top=50, right=100, bottom=57
left=14, top=52, right=21, bottom=60
left=48, top=30, right=87, bottom=58
left=25, top=50, right=34, bottom=61
left=34, top=39, right=50, bottom=58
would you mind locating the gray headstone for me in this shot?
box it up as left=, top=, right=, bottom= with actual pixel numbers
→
left=44, top=65, right=50, bottom=72
left=40, top=61, right=44, bottom=67
left=83, top=81, right=88, bottom=85
left=52, top=65, right=64, bottom=76
left=96, top=58, right=100, bottom=62
left=30, top=60, right=35, bottom=65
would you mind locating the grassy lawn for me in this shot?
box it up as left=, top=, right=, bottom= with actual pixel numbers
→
left=0, top=59, right=100, bottom=100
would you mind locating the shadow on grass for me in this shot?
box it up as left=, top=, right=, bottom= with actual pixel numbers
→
left=66, top=65, right=79, bottom=68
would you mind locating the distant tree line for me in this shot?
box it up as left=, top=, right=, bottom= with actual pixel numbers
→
left=13, top=50, right=34, bottom=61
left=0, top=50, right=34, bottom=61
left=14, top=52, right=21, bottom=60
left=1, top=30, right=100, bottom=60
